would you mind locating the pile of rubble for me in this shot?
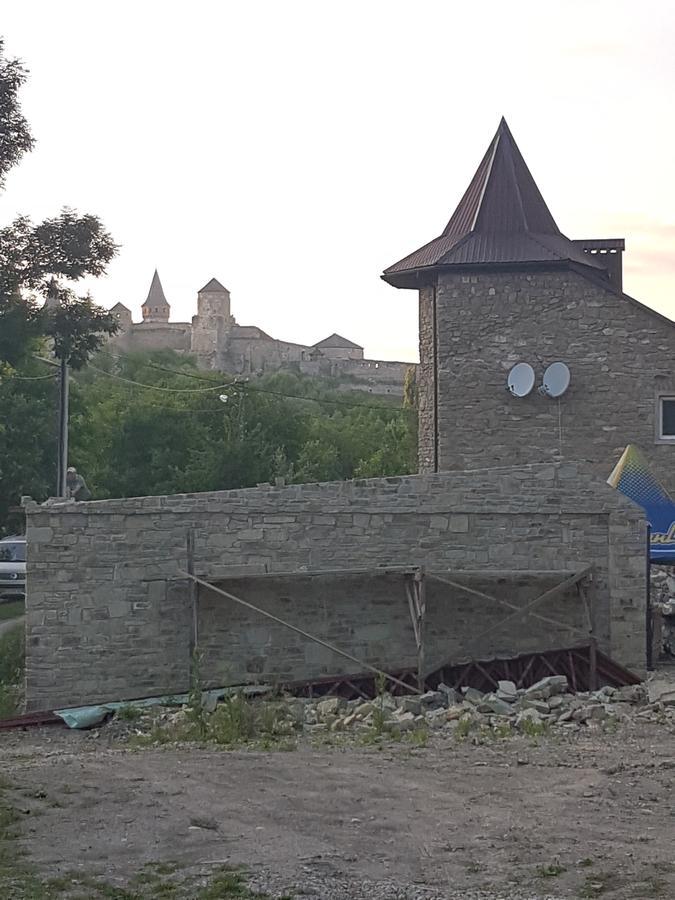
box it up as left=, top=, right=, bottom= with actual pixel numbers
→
left=297, top=674, right=675, bottom=738
left=100, top=672, right=675, bottom=745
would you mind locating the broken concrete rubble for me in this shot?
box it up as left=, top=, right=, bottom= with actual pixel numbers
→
left=104, top=673, right=675, bottom=745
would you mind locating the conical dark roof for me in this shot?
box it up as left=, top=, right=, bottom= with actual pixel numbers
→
left=142, top=270, right=170, bottom=308
left=383, top=118, right=605, bottom=287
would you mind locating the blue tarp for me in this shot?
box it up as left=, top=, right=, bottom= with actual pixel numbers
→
left=608, top=445, right=675, bottom=565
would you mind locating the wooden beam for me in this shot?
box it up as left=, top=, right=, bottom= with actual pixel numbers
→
left=577, top=581, right=598, bottom=690
left=178, top=570, right=421, bottom=695
left=186, top=530, right=198, bottom=683
left=415, top=569, right=427, bottom=692
left=404, top=577, right=421, bottom=648
left=427, top=571, right=590, bottom=640
left=468, top=565, right=593, bottom=649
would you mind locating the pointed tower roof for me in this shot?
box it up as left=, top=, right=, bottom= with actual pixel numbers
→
left=142, top=270, right=170, bottom=308
left=199, top=277, right=229, bottom=294
left=383, top=118, right=605, bottom=288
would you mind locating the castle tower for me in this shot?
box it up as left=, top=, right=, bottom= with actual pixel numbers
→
left=141, top=270, right=171, bottom=323
left=190, top=277, right=234, bottom=365
left=382, top=118, right=625, bottom=475
left=110, top=302, right=132, bottom=330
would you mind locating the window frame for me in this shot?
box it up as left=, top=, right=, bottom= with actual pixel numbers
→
left=658, top=395, right=675, bottom=442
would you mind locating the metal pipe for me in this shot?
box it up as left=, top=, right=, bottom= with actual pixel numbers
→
left=178, top=570, right=421, bottom=695
left=57, top=358, right=69, bottom=497
left=646, top=524, right=653, bottom=671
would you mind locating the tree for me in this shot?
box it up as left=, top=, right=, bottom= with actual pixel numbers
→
left=0, top=39, right=117, bottom=370
left=45, top=285, right=118, bottom=369
left=0, top=366, right=57, bottom=534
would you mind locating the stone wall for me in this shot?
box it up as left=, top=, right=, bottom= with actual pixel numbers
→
left=111, top=322, right=192, bottom=354
left=419, top=268, right=675, bottom=490
left=24, top=464, right=646, bottom=711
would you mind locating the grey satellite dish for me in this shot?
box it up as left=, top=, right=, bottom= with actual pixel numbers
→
left=507, top=362, right=535, bottom=397
left=541, top=362, right=571, bottom=398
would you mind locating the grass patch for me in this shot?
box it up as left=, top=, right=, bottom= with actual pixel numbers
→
left=196, top=865, right=275, bottom=898
left=0, top=600, right=24, bottom=621
left=579, top=871, right=620, bottom=897
left=455, top=715, right=476, bottom=739
left=537, top=862, right=566, bottom=878
left=519, top=717, right=550, bottom=738
left=116, top=705, right=143, bottom=722
left=133, top=692, right=298, bottom=751
left=0, top=622, right=24, bottom=720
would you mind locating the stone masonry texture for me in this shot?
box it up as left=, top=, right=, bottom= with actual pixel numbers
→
left=25, top=465, right=646, bottom=711
left=417, top=268, right=675, bottom=491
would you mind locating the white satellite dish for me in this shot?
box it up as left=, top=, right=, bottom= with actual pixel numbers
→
left=541, top=362, right=571, bottom=398
left=507, top=362, right=535, bottom=397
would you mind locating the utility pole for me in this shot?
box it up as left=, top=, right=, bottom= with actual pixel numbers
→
left=56, top=357, right=69, bottom=497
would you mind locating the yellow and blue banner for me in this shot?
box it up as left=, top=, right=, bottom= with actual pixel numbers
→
left=607, top=445, right=675, bottom=563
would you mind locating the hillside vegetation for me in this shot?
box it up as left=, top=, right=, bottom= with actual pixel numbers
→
left=0, top=349, right=416, bottom=533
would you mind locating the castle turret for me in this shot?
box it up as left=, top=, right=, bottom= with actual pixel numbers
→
left=190, top=277, right=234, bottom=365
left=141, top=270, right=171, bottom=323
left=382, top=118, right=626, bottom=475
left=110, top=302, right=132, bottom=330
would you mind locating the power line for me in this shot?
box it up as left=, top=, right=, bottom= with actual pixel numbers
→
left=7, top=372, right=58, bottom=381
left=233, top=380, right=412, bottom=413
left=97, top=349, right=411, bottom=413
left=85, top=363, right=238, bottom=394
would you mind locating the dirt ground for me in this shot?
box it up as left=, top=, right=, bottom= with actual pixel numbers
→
left=0, top=717, right=674, bottom=900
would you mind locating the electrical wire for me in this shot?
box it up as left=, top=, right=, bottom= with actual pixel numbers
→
left=97, top=349, right=411, bottom=412
left=85, top=363, right=238, bottom=394
left=6, top=372, right=58, bottom=381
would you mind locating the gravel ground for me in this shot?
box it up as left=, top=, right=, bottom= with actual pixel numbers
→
left=1, top=712, right=674, bottom=899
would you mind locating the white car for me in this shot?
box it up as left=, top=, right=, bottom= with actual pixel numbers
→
left=0, top=536, right=26, bottom=600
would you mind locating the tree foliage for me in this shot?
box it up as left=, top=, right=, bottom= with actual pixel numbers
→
left=45, top=284, right=118, bottom=368
left=0, top=39, right=117, bottom=371
left=0, top=38, right=33, bottom=187
left=0, top=350, right=417, bottom=532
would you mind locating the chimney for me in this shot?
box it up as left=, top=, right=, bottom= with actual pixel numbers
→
left=572, top=238, right=625, bottom=292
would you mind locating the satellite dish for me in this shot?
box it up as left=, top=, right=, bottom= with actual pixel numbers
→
left=507, top=362, right=535, bottom=397
left=541, top=362, right=571, bottom=398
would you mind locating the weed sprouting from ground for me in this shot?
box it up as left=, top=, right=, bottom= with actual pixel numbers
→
left=133, top=690, right=297, bottom=750
left=116, top=705, right=142, bottom=722
left=0, top=623, right=24, bottom=720
left=537, top=862, right=566, bottom=878
left=455, top=715, right=475, bottom=739
left=520, top=717, right=550, bottom=738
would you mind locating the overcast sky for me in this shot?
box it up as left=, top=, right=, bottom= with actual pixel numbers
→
left=2, top=1, right=674, bottom=362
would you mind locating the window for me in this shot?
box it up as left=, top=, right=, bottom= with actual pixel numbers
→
left=0, top=542, right=26, bottom=562
left=659, top=397, right=675, bottom=440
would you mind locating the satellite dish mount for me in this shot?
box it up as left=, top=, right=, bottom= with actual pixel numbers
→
left=540, top=362, right=571, bottom=398
left=507, top=362, right=535, bottom=398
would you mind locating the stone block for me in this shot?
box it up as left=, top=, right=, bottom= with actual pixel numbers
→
left=429, top=516, right=449, bottom=531
left=448, top=515, right=469, bottom=533
left=26, top=526, right=53, bottom=543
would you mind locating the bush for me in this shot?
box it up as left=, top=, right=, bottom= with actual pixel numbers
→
left=0, top=623, right=24, bottom=719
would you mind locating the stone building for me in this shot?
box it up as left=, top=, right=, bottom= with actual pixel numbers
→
left=110, top=272, right=409, bottom=396
left=23, top=118, right=655, bottom=711
left=383, top=117, right=675, bottom=489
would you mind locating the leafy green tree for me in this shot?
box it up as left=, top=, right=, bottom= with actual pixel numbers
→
left=45, top=285, right=118, bottom=369
left=0, top=39, right=117, bottom=371
left=0, top=364, right=57, bottom=533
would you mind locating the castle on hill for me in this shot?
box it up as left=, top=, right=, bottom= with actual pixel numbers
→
left=109, top=273, right=409, bottom=396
